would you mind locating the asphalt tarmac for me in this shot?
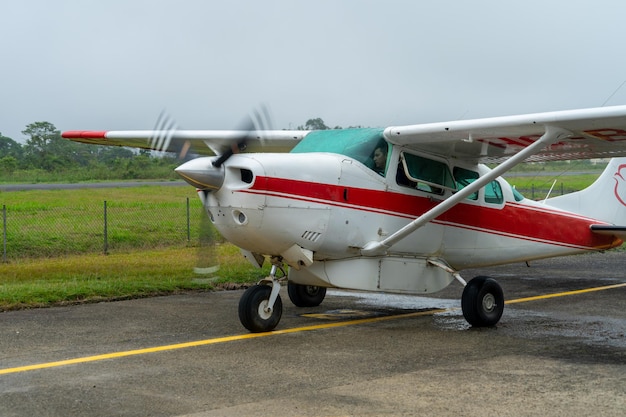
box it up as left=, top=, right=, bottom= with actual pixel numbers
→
left=0, top=251, right=625, bottom=416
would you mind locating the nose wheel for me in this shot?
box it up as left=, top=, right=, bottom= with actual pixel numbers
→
left=238, top=284, right=283, bottom=332
left=238, top=259, right=285, bottom=332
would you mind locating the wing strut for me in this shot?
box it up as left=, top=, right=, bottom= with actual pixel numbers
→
left=360, top=125, right=572, bottom=256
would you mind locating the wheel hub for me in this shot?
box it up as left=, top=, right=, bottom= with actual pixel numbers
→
left=482, top=293, right=496, bottom=312
left=305, top=286, right=319, bottom=296
left=258, top=300, right=273, bottom=320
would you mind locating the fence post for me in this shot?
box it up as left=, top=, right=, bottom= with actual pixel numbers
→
left=2, top=205, right=6, bottom=263
left=103, top=200, right=108, bottom=255
left=186, top=197, right=191, bottom=242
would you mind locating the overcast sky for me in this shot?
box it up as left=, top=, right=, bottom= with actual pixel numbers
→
left=2, top=0, right=626, bottom=142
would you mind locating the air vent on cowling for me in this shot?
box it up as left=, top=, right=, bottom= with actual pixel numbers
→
left=301, top=231, right=321, bottom=242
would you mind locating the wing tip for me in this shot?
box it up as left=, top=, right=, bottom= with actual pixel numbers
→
left=61, top=130, right=108, bottom=139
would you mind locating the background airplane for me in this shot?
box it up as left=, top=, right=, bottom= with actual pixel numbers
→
left=63, top=105, right=626, bottom=332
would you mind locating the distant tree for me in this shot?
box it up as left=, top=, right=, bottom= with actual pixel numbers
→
left=21, top=121, right=85, bottom=170
left=22, top=122, right=58, bottom=152
left=0, top=156, right=18, bottom=174
left=299, top=118, right=329, bottom=130
left=96, top=146, right=135, bottom=164
left=0, top=134, right=23, bottom=160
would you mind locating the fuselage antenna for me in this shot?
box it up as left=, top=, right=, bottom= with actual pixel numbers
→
left=602, top=78, right=626, bottom=107
left=542, top=179, right=558, bottom=204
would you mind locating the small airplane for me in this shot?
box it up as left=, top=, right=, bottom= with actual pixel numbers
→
left=62, top=105, right=626, bottom=332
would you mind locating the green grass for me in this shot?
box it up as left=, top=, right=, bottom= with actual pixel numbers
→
left=0, top=245, right=269, bottom=311
left=505, top=173, right=601, bottom=200
left=0, top=184, right=197, bottom=205
left=0, top=164, right=180, bottom=184
left=0, top=185, right=271, bottom=310
left=0, top=186, right=204, bottom=258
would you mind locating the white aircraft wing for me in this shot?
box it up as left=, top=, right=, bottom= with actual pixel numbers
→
left=383, top=105, right=626, bottom=163
left=61, top=130, right=308, bottom=157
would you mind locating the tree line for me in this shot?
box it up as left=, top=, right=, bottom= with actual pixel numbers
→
left=0, top=118, right=337, bottom=182
left=0, top=121, right=179, bottom=181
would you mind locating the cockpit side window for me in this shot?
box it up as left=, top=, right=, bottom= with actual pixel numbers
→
left=485, top=180, right=504, bottom=204
left=452, top=167, right=479, bottom=200
left=511, top=185, right=525, bottom=202
left=397, top=152, right=455, bottom=195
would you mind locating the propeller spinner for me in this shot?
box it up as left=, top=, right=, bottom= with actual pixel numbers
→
left=175, top=105, right=272, bottom=192
left=175, top=156, right=225, bottom=191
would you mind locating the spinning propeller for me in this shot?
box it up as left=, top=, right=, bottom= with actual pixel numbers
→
left=148, top=106, right=275, bottom=277
left=173, top=105, right=274, bottom=191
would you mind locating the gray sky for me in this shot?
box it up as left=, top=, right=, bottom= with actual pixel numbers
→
left=2, top=0, right=626, bottom=142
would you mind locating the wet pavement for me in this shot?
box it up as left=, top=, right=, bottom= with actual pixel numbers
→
left=0, top=251, right=625, bottom=416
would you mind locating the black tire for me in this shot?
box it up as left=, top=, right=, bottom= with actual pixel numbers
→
left=238, top=284, right=282, bottom=333
left=461, top=276, right=504, bottom=327
left=287, top=283, right=327, bottom=307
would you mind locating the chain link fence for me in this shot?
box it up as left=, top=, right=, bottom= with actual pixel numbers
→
left=514, top=183, right=576, bottom=201
left=1, top=198, right=209, bottom=260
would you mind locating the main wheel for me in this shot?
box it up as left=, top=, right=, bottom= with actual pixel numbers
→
left=238, top=284, right=282, bottom=333
left=287, top=283, right=327, bottom=307
left=461, top=276, right=504, bottom=327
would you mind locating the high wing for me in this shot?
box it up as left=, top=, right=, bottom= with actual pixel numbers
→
left=383, top=105, right=626, bottom=163
left=61, top=130, right=308, bottom=156
left=63, top=105, right=626, bottom=162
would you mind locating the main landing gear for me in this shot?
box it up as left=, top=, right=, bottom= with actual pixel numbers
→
left=461, top=276, right=504, bottom=327
left=429, top=259, right=504, bottom=327
left=287, top=282, right=326, bottom=307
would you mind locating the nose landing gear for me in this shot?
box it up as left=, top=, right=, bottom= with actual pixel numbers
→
left=238, top=257, right=286, bottom=332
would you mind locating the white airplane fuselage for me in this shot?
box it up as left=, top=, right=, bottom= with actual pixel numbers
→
left=200, top=149, right=620, bottom=295
left=61, top=105, right=626, bottom=331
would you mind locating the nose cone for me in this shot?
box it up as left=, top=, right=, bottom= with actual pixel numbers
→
left=175, top=157, right=224, bottom=191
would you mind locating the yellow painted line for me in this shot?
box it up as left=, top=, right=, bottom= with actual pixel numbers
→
left=505, top=282, right=626, bottom=304
left=0, top=309, right=444, bottom=376
left=2, top=281, right=625, bottom=376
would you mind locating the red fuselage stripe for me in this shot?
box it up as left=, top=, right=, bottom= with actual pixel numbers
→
left=246, top=177, right=618, bottom=250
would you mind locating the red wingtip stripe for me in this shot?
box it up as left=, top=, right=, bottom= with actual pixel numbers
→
left=61, top=131, right=108, bottom=139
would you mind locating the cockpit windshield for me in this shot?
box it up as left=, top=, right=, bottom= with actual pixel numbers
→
left=291, top=128, right=386, bottom=170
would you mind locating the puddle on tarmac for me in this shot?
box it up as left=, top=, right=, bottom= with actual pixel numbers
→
left=325, top=290, right=465, bottom=328
left=327, top=290, right=459, bottom=310
left=324, top=291, right=626, bottom=347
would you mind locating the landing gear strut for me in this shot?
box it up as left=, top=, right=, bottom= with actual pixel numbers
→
left=461, top=276, right=504, bottom=327
left=238, top=257, right=286, bottom=332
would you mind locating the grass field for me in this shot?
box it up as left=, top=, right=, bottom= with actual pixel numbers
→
left=503, top=160, right=606, bottom=199
left=1, top=185, right=205, bottom=258
left=506, top=174, right=601, bottom=200
left=0, top=245, right=269, bottom=311
left=0, top=185, right=269, bottom=310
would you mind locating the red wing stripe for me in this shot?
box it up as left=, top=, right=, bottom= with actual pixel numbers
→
left=61, top=131, right=108, bottom=139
